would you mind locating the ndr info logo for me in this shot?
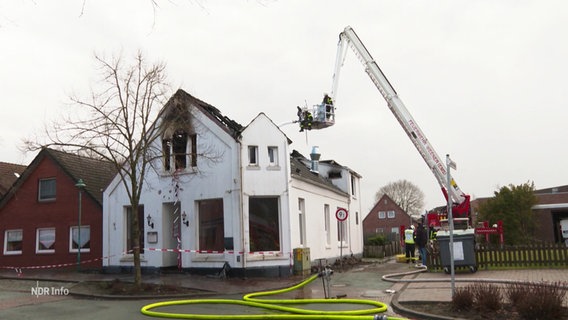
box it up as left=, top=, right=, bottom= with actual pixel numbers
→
left=31, top=281, right=69, bottom=297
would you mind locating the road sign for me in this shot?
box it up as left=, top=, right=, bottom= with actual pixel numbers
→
left=335, top=208, right=348, bottom=221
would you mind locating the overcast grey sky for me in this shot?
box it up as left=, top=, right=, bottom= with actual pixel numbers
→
left=1, top=0, right=567, bottom=213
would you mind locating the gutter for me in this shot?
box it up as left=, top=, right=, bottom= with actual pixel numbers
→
left=532, top=203, right=568, bottom=210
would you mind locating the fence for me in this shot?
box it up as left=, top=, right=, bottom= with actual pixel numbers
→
left=428, top=242, right=568, bottom=271
left=363, top=241, right=402, bottom=259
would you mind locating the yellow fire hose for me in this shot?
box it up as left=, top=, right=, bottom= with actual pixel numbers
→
left=140, top=273, right=408, bottom=320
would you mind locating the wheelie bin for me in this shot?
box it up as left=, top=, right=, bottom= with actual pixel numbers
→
left=436, top=229, right=477, bottom=273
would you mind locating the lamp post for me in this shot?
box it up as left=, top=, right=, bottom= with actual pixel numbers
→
left=75, top=179, right=86, bottom=271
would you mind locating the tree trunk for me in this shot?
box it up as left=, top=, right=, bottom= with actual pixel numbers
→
left=132, top=204, right=142, bottom=287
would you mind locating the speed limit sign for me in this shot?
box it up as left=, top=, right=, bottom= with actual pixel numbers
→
left=335, top=208, right=348, bottom=221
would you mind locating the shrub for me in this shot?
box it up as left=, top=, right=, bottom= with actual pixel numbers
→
left=451, top=286, right=474, bottom=312
left=471, top=283, right=502, bottom=312
left=513, top=281, right=566, bottom=320
left=366, top=235, right=387, bottom=246
left=505, top=282, right=529, bottom=306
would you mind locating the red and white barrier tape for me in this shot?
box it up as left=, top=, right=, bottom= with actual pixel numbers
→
left=0, top=248, right=287, bottom=276
left=146, top=248, right=284, bottom=255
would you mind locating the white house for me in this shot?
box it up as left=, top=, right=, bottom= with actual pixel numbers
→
left=102, top=89, right=363, bottom=276
left=289, top=149, right=364, bottom=266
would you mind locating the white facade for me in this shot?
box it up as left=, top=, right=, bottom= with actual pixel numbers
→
left=289, top=154, right=364, bottom=264
left=102, top=90, right=362, bottom=275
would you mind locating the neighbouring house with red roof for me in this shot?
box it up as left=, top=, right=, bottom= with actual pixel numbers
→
left=363, top=194, right=412, bottom=242
left=0, top=161, right=26, bottom=199
left=0, top=148, right=115, bottom=271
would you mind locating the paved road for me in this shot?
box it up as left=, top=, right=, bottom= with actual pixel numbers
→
left=0, top=261, right=408, bottom=320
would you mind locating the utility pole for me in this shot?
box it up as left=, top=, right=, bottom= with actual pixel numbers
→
left=446, top=155, right=456, bottom=298
left=75, top=179, right=86, bottom=271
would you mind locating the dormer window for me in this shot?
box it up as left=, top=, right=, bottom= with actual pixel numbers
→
left=163, top=129, right=197, bottom=172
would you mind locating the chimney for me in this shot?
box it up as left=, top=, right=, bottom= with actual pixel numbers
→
left=310, top=146, right=321, bottom=173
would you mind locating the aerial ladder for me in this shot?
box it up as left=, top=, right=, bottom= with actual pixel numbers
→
left=313, top=26, right=472, bottom=221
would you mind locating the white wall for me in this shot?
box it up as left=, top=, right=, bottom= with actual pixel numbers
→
left=240, top=113, right=291, bottom=269
left=288, top=162, right=364, bottom=264
left=102, top=102, right=362, bottom=272
left=103, top=104, right=242, bottom=269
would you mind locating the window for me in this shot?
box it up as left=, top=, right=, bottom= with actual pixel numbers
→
left=36, top=228, right=55, bottom=253
left=70, top=226, right=90, bottom=252
left=163, top=131, right=197, bottom=171
left=391, top=227, right=400, bottom=234
left=378, top=211, right=386, bottom=219
left=350, top=176, right=356, bottom=196
left=198, top=199, right=224, bottom=251
left=387, top=210, right=396, bottom=219
left=163, top=139, right=172, bottom=171
left=324, top=204, right=331, bottom=246
left=337, top=220, right=348, bottom=245
left=249, top=197, right=281, bottom=252
left=4, top=230, right=23, bottom=255
left=173, top=130, right=188, bottom=170
left=267, top=146, right=278, bottom=166
left=248, top=146, right=258, bottom=165
left=189, top=134, right=197, bottom=167
left=38, top=178, right=56, bottom=201
left=126, top=206, right=145, bottom=254
left=298, top=198, right=306, bottom=246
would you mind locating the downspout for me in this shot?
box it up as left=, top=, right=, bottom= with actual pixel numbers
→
left=284, top=144, right=292, bottom=276
left=347, top=181, right=353, bottom=255
left=238, top=140, right=247, bottom=275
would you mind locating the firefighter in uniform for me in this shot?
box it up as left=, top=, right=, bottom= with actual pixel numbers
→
left=404, top=225, right=416, bottom=263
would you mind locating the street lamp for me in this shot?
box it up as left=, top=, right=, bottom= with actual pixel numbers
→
left=75, top=179, right=86, bottom=271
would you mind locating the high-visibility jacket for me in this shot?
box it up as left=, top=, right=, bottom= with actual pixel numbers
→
left=404, top=229, right=415, bottom=244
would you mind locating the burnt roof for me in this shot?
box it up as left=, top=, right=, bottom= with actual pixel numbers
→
left=162, top=89, right=244, bottom=139
left=290, top=150, right=348, bottom=197
left=0, top=148, right=116, bottom=208
left=0, top=162, right=26, bottom=198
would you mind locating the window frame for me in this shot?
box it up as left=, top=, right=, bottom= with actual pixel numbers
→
left=324, top=204, right=331, bottom=247
left=38, top=178, right=56, bottom=201
left=350, top=175, right=356, bottom=196
left=69, top=225, right=91, bottom=253
left=4, top=229, right=23, bottom=255
left=378, top=211, right=386, bottom=219
left=248, top=196, right=281, bottom=252
left=298, top=198, right=306, bottom=247
left=163, top=131, right=197, bottom=172
left=248, top=145, right=259, bottom=166
left=197, top=199, right=225, bottom=252
left=337, top=219, right=349, bottom=246
left=267, top=146, right=278, bottom=166
left=387, top=210, right=396, bottom=219
left=36, top=227, right=56, bottom=254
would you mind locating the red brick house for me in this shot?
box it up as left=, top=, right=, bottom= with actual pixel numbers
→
left=471, top=185, right=568, bottom=244
left=531, top=185, right=568, bottom=244
left=0, top=148, right=115, bottom=270
left=363, top=194, right=413, bottom=242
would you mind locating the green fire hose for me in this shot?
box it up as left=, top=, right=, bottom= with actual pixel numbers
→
left=140, top=273, right=407, bottom=320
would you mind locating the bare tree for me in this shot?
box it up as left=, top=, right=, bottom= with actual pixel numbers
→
left=24, top=51, right=171, bottom=287
left=375, top=179, right=425, bottom=216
